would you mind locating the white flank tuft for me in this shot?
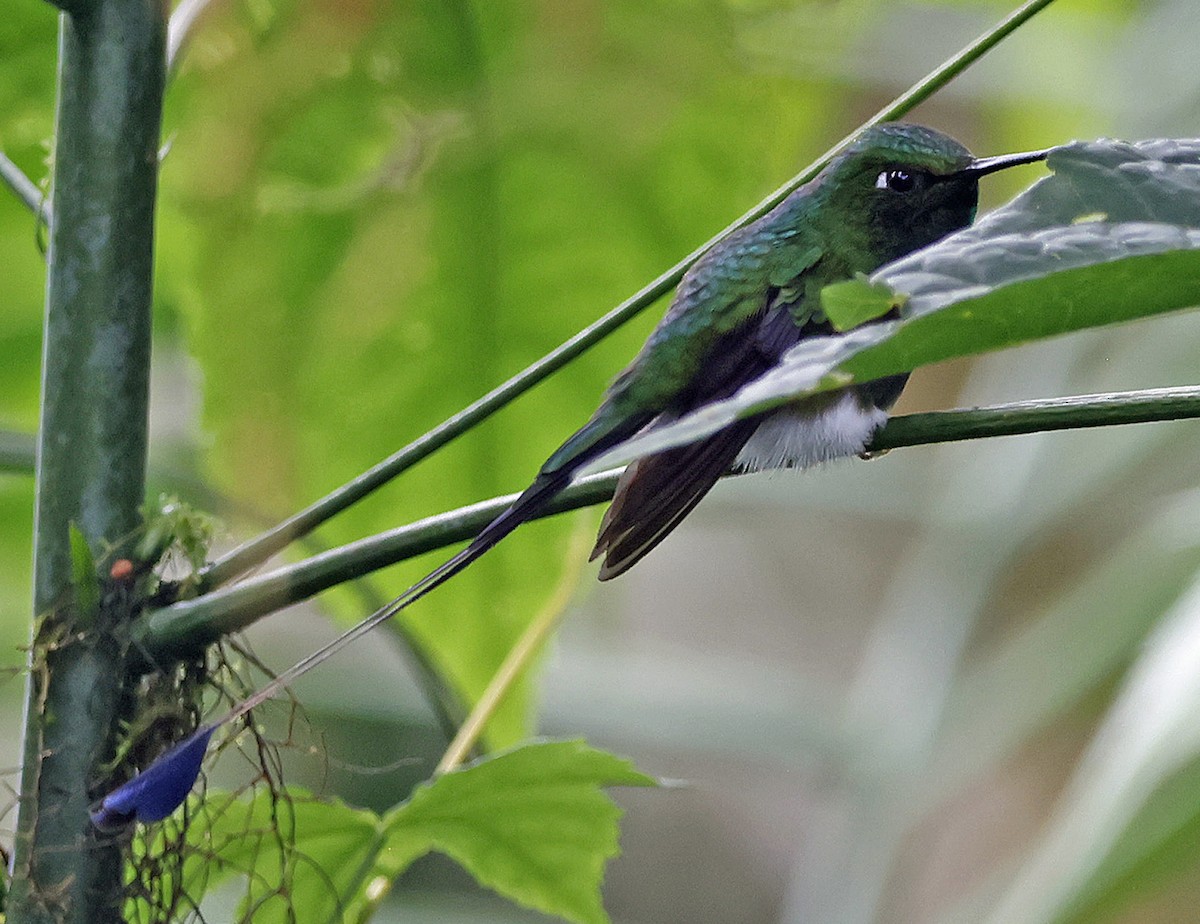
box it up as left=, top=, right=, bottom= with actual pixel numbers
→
left=735, top=390, right=888, bottom=472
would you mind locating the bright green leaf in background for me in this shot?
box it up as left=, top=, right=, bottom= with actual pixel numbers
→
left=0, top=0, right=53, bottom=664
left=378, top=740, right=655, bottom=924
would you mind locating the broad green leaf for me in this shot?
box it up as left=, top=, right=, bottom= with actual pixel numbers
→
left=594, top=138, right=1200, bottom=468
left=141, top=741, right=652, bottom=924
left=376, top=739, right=655, bottom=924
left=210, top=791, right=385, bottom=923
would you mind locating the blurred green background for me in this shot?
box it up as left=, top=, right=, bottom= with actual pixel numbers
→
left=4, top=0, right=1200, bottom=921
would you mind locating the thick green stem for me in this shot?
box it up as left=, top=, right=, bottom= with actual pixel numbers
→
left=133, top=385, right=1200, bottom=664
left=9, top=1, right=164, bottom=922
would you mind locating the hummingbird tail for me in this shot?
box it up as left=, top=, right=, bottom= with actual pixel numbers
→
left=592, top=416, right=761, bottom=580
left=216, top=413, right=645, bottom=734
left=236, top=469, right=576, bottom=719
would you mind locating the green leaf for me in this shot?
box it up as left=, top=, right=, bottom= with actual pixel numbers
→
left=216, top=793, right=386, bottom=923
left=377, top=739, right=656, bottom=924
left=147, top=741, right=652, bottom=924
left=593, top=138, right=1200, bottom=468
left=127, top=789, right=387, bottom=924
left=821, top=275, right=906, bottom=332
left=68, top=523, right=99, bottom=620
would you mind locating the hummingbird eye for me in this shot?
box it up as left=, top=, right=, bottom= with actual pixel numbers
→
left=876, top=168, right=917, bottom=193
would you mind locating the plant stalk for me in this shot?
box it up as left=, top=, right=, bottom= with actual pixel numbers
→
left=133, top=384, right=1198, bottom=664
left=8, top=0, right=164, bottom=920
left=0, top=150, right=48, bottom=221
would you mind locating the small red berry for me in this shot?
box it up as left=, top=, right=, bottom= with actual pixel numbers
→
left=110, top=559, right=135, bottom=581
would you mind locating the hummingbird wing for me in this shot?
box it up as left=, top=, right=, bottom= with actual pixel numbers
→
left=591, top=280, right=825, bottom=579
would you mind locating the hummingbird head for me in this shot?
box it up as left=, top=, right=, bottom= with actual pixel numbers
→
left=816, top=122, right=1049, bottom=268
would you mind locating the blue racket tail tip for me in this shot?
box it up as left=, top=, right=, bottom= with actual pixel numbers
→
left=90, top=725, right=216, bottom=832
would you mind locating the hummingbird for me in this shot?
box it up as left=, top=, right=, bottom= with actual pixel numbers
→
left=93, top=122, right=1050, bottom=828
left=461, top=122, right=1051, bottom=579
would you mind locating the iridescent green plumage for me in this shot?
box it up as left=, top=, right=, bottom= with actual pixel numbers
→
left=503, top=124, right=1046, bottom=577
left=542, top=126, right=972, bottom=468
left=563, top=124, right=985, bottom=574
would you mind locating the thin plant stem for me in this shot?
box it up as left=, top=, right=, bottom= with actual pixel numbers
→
left=0, top=150, right=48, bottom=223
left=134, top=383, right=1198, bottom=664
left=198, top=0, right=1060, bottom=592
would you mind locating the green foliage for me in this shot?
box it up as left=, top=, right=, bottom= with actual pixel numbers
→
left=6, top=0, right=1200, bottom=922
left=154, top=0, right=839, bottom=748
left=0, top=4, right=52, bottom=670
left=821, top=275, right=907, bottom=332
left=135, top=494, right=216, bottom=593
left=0, top=2, right=53, bottom=436
left=379, top=740, right=654, bottom=924
left=155, top=740, right=652, bottom=924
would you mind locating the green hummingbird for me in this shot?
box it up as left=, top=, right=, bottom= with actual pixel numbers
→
left=289, top=124, right=1050, bottom=637
left=465, top=121, right=1050, bottom=580
left=92, top=122, right=1051, bottom=829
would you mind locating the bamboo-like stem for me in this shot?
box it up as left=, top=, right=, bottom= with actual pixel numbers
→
left=197, top=0, right=1059, bottom=592
left=8, top=0, right=165, bottom=920
left=133, top=384, right=1200, bottom=664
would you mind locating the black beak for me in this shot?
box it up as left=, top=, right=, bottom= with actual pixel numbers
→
left=958, top=148, right=1052, bottom=179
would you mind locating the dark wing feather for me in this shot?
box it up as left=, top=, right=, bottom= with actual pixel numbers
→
left=591, top=296, right=815, bottom=580
left=592, top=415, right=760, bottom=579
